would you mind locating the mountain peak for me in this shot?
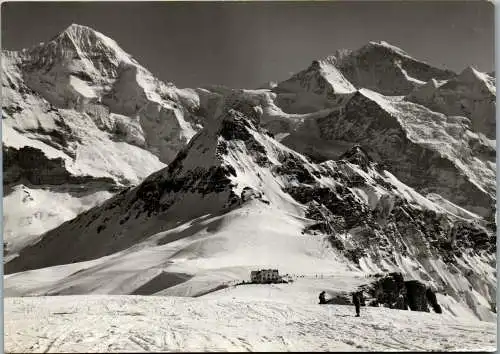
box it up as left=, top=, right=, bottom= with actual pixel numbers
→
left=60, top=23, right=131, bottom=61
left=61, top=23, right=97, bottom=35
left=277, top=54, right=355, bottom=97
left=20, top=23, right=139, bottom=98
left=458, top=66, right=487, bottom=83
left=330, top=41, right=414, bottom=68
left=330, top=41, right=455, bottom=95
left=365, top=40, right=412, bottom=58
left=27, top=23, right=134, bottom=71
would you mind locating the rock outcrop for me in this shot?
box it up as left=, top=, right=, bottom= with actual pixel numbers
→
left=360, top=272, right=442, bottom=313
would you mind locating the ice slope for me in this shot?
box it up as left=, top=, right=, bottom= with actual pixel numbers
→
left=407, top=66, right=496, bottom=138
left=4, top=295, right=496, bottom=352
left=282, top=88, right=496, bottom=218
left=5, top=107, right=495, bottom=321
left=2, top=108, right=166, bottom=185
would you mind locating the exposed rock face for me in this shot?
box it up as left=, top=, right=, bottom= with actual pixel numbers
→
left=405, top=280, right=429, bottom=312
left=426, top=287, right=442, bottom=314
left=338, top=145, right=373, bottom=171
left=362, top=273, right=409, bottom=309
left=3, top=146, right=116, bottom=189
left=360, top=273, right=441, bottom=313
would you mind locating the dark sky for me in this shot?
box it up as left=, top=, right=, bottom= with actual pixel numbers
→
left=1, top=1, right=495, bottom=89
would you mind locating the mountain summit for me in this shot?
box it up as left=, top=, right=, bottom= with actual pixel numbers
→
left=330, top=41, right=457, bottom=95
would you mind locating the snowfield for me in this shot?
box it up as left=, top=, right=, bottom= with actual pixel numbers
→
left=4, top=295, right=496, bottom=352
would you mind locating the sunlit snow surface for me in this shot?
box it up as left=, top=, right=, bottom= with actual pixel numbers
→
left=5, top=294, right=496, bottom=352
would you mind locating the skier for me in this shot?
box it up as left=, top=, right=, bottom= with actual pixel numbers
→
left=352, top=291, right=361, bottom=317
left=319, top=291, right=326, bottom=304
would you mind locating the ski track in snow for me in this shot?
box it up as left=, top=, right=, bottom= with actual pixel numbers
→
left=5, top=295, right=496, bottom=352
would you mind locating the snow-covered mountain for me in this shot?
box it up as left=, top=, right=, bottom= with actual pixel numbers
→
left=4, top=24, right=207, bottom=165
left=3, top=24, right=496, bottom=336
left=5, top=105, right=496, bottom=322
left=330, top=41, right=457, bottom=96
left=279, top=88, right=495, bottom=219
left=2, top=24, right=214, bottom=255
left=275, top=41, right=457, bottom=102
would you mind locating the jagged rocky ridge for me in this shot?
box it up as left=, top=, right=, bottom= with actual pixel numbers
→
left=5, top=105, right=496, bottom=321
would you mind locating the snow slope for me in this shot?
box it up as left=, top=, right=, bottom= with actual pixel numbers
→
left=4, top=203, right=349, bottom=296
left=4, top=295, right=496, bottom=352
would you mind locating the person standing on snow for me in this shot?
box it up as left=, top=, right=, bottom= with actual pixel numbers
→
left=352, top=291, right=361, bottom=317
left=319, top=291, right=326, bottom=304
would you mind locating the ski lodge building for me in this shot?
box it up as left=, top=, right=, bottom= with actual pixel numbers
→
left=250, top=269, right=281, bottom=283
